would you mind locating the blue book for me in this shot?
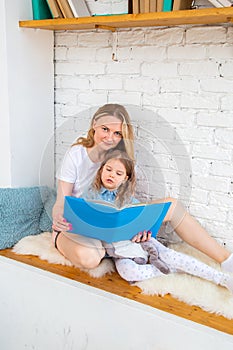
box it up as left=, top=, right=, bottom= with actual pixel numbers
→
left=64, top=196, right=171, bottom=243
left=31, top=0, right=52, bottom=20
left=162, top=0, right=173, bottom=11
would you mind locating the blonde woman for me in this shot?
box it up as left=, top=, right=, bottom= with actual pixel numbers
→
left=52, top=104, right=233, bottom=273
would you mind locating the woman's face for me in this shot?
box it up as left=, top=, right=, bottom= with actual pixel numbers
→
left=101, top=158, right=128, bottom=191
left=93, top=115, right=123, bottom=151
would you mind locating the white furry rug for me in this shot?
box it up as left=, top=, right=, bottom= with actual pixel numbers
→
left=12, top=232, right=115, bottom=278
left=13, top=232, right=233, bottom=319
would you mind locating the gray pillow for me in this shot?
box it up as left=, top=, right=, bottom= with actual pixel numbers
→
left=39, top=186, right=56, bottom=232
left=0, top=186, right=56, bottom=249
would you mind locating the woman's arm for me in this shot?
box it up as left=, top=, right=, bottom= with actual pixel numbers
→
left=52, top=180, right=74, bottom=232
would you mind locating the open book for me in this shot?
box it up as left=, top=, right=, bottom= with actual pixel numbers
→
left=64, top=196, right=171, bottom=243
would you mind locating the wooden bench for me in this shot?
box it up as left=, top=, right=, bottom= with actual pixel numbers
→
left=0, top=248, right=233, bottom=337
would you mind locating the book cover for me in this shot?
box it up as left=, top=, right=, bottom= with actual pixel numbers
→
left=64, top=196, right=171, bottom=243
left=31, top=0, right=53, bottom=20
left=46, top=0, right=63, bottom=18
left=57, top=0, right=74, bottom=18
left=162, top=0, right=173, bottom=11
left=67, top=0, right=90, bottom=17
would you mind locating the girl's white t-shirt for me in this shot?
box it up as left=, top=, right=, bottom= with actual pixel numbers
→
left=57, top=145, right=101, bottom=197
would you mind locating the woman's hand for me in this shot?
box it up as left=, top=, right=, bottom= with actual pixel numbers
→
left=131, top=230, right=152, bottom=243
left=52, top=206, right=72, bottom=233
left=52, top=215, right=72, bottom=233
left=52, top=180, right=74, bottom=232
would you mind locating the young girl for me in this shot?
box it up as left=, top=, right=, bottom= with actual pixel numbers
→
left=84, top=150, right=233, bottom=292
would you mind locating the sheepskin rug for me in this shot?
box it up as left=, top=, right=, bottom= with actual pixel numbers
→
left=12, top=232, right=233, bottom=319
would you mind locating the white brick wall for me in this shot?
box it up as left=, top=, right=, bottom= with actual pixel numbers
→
left=54, top=24, right=233, bottom=249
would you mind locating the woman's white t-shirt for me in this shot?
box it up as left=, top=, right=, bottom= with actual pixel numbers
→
left=58, top=145, right=101, bottom=197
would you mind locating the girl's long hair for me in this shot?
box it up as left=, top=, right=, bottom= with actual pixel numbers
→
left=73, top=104, right=135, bottom=160
left=92, top=150, right=136, bottom=208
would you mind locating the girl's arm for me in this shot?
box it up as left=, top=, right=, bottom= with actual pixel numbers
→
left=52, top=180, right=74, bottom=232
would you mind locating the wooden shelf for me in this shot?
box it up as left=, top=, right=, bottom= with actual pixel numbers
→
left=19, top=7, right=233, bottom=31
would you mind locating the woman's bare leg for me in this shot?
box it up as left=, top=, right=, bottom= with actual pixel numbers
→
left=154, top=197, right=231, bottom=263
left=54, top=232, right=106, bottom=269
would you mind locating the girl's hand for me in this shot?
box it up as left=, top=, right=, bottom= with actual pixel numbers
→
left=131, top=230, right=152, bottom=243
left=52, top=213, right=72, bottom=233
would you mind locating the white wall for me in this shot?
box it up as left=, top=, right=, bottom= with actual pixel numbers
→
left=54, top=24, right=233, bottom=249
left=0, top=0, right=54, bottom=188
left=1, top=256, right=233, bottom=350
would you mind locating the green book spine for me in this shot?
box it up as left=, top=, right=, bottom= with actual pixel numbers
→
left=31, top=0, right=53, bottom=20
left=162, top=0, right=173, bottom=11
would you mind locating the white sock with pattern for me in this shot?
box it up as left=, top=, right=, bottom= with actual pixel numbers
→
left=221, top=253, right=233, bottom=273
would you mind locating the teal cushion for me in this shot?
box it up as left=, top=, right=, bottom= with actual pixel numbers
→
left=0, top=186, right=56, bottom=249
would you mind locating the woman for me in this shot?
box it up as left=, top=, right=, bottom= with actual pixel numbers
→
left=52, top=104, right=233, bottom=272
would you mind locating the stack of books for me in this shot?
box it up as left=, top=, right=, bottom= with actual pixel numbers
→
left=131, top=0, right=232, bottom=13
left=32, top=0, right=233, bottom=20
left=32, top=0, right=91, bottom=19
left=132, top=0, right=194, bottom=12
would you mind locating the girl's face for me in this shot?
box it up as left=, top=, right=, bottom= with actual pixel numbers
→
left=93, top=116, right=123, bottom=151
left=101, top=158, right=128, bottom=191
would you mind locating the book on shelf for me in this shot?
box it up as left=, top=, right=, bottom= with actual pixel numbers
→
left=31, top=0, right=53, bottom=20
left=64, top=196, right=171, bottom=243
left=67, top=0, right=90, bottom=17
left=128, top=0, right=133, bottom=13
left=139, top=0, right=150, bottom=13
left=132, top=0, right=139, bottom=13
left=46, top=0, right=63, bottom=18
left=163, top=0, right=173, bottom=11
left=173, top=0, right=193, bottom=10
left=144, top=0, right=151, bottom=12
left=150, top=0, right=157, bottom=12
left=56, top=0, right=74, bottom=18
left=157, top=0, right=164, bottom=12
left=208, top=0, right=233, bottom=6
left=218, top=0, right=233, bottom=6
left=139, top=0, right=144, bottom=12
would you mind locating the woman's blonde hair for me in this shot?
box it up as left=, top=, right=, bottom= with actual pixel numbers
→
left=92, top=150, right=136, bottom=208
left=73, top=104, right=135, bottom=160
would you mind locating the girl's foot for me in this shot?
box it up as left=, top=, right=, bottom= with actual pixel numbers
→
left=221, top=275, right=233, bottom=293
left=221, top=253, right=233, bottom=273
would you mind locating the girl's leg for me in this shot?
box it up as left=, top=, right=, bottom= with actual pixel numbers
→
left=115, top=258, right=163, bottom=282
left=140, top=240, right=170, bottom=274
left=53, top=231, right=105, bottom=269
left=153, top=197, right=231, bottom=265
left=155, top=243, right=233, bottom=292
